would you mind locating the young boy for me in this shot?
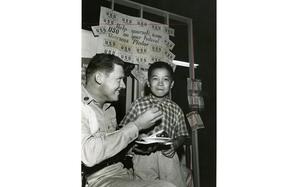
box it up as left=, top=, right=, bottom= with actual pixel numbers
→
left=120, top=61, right=189, bottom=187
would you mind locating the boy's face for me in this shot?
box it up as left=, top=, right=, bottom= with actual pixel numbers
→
left=147, top=68, right=174, bottom=98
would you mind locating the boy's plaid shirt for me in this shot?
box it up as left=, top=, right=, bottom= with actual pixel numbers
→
left=119, top=94, right=189, bottom=139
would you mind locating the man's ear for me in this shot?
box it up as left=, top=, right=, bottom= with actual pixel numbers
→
left=95, top=71, right=104, bottom=85
left=146, top=80, right=150, bottom=88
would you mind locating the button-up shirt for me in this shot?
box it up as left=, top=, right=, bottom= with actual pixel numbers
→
left=81, top=87, right=139, bottom=167
left=120, top=94, right=189, bottom=139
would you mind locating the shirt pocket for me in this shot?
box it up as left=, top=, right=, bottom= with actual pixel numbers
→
left=106, top=117, right=117, bottom=132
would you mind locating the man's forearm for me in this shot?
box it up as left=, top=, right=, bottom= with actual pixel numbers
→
left=81, top=123, right=139, bottom=167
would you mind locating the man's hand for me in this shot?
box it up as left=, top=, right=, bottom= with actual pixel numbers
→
left=134, top=107, right=163, bottom=131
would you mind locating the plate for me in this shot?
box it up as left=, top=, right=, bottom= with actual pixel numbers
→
left=142, top=137, right=172, bottom=141
left=136, top=137, right=173, bottom=145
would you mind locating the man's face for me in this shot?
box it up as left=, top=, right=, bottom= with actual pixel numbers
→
left=100, top=64, right=126, bottom=102
left=147, top=68, right=174, bottom=98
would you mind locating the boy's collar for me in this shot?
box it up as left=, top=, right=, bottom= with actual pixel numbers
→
left=149, top=93, right=170, bottom=100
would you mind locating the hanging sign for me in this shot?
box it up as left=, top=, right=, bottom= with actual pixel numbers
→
left=186, top=111, right=205, bottom=130
left=187, top=78, right=205, bottom=110
left=96, top=7, right=176, bottom=66
left=131, top=64, right=148, bottom=84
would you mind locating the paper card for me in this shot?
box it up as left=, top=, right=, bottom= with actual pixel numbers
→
left=139, top=62, right=150, bottom=81
left=149, top=55, right=162, bottom=63
left=91, top=25, right=107, bottom=37
left=186, top=111, right=204, bottom=130
left=187, top=78, right=204, bottom=109
left=135, top=46, right=148, bottom=54
left=119, top=43, right=133, bottom=53
left=91, top=26, right=100, bottom=36
left=187, top=78, right=202, bottom=91
left=102, top=47, right=117, bottom=56
left=121, top=16, right=133, bottom=25
left=164, top=39, right=175, bottom=50
left=168, top=27, right=175, bottom=37
left=169, top=61, right=177, bottom=72
left=150, top=23, right=162, bottom=31
left=139, top=61, right=150, bottom=70
left=105, top=10, right=117, bottom=20
left=102, top=17, right=115, bottom=25
left=150, top=44, right=163, bottom=53
left=188, top=95, right=204, bottom=110
left=164, top=49, right=176, bottom=61
left=103, top=38, right=117, bottom=48
left=118, top=51, right=134, bottom=63
left=131, top=66, right=147, bottom=84
left=133, top=55, right=149, bottom=64
left=162, top=26, right=175, bottom=37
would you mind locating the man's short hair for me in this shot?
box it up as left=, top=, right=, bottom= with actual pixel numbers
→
left=86, top=53, right=124, bottom=81
left=148, top=61, right=174, bottom=81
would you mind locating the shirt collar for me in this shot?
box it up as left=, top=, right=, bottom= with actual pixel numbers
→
left=149, top=94, right=170, bottom=101
left=82, top=86, right=95, bottom=105
left=81, top=86, right=112, bottom=110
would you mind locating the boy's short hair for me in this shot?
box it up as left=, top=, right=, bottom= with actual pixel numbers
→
left=148, top=61, right=174, bottom=81
left=86, top=53, right=124, bottom=82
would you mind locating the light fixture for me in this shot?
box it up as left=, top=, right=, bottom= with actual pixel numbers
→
left=173, top=60, right=199, bottom=68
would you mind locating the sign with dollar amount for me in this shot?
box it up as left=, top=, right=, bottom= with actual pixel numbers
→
left=95, top=7, right=176, bottom=65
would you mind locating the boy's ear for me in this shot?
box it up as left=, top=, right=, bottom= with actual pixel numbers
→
left=146, top=80, right=150, bottom=87
left=95, top=71, right=104, bottom=85
left=170, top=81, right=174, bottom=89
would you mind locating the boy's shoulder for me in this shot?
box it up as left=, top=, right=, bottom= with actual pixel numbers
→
left=134, top=95, right=182, bottom=111
left=164, top=98, right=182, bottom=110
left=135, top=95, right=151, bottom=103
left=131, top=95, right=153, bottom=107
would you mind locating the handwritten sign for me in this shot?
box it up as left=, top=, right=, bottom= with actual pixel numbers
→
left=96, top=7, right=176, bottom=66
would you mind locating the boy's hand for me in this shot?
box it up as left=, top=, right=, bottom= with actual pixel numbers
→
left=134, top=107, right=163, bottom=131
left=161, top=144, right=176, bottom=158
left=133, top=144, right=158, bottom=155
left=161, top=138, right=179, bottom=158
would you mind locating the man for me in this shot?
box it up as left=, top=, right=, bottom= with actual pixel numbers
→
left=81, top=53, right=176, bottom=187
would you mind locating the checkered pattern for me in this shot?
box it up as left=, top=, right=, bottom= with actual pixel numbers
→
left=120, top=94, right=189, bottom=139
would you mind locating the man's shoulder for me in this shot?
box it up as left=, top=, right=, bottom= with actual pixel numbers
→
left=81, top=101, right=90, bottom=111
left=81, top=102, right=94, bottom=120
